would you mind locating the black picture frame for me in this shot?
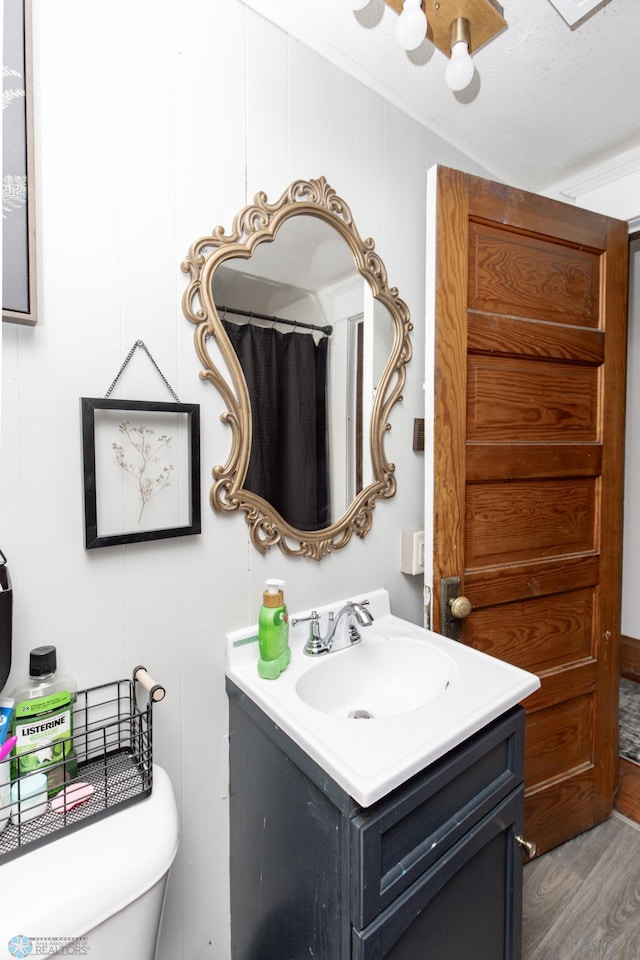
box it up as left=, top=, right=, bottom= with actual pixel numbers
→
left=81, top=398, right=201, bottom=549
left=3, top=0, right=37, bottom=325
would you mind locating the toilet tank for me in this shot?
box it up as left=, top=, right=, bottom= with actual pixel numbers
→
left=0, top=764, right=179, bottom=955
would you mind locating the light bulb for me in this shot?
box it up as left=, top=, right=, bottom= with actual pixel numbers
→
left=395, top=0, right=427, bottom=51
left=345, top=0, right=369, bottom=10
left=445, top=19, right=474, bottom=92
left=445, top=40, right=474, bottom=90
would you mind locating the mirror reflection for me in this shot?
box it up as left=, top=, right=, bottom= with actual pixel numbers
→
left=181, top=177, right=412, bottom=559
left=213, top=214, right=377, bottom=531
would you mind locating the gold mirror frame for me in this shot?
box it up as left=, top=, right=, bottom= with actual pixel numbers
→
left=181, top=177, right=413, bottom=559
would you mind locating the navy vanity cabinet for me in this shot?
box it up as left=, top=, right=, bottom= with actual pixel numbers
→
left=227, top=679, right=525, bottom=960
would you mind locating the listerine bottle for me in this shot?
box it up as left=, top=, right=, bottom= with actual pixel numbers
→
left=11, top=645, right=78, bottom=795
left=257, top=579, right=291, bottom=680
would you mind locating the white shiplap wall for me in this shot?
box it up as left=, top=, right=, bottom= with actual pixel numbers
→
left=1, top=2, right=495, bottom=958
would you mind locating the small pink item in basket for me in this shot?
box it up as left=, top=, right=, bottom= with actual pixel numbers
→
left=51, top=781, right=95, bottom=814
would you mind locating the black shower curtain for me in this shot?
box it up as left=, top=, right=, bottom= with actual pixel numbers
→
left=222, top=321, right=330, bottom=530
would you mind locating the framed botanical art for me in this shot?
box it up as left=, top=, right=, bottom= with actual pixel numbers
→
left=3, top=0, right=37, bottom=324
left=81, top=398, right=201, bottom=549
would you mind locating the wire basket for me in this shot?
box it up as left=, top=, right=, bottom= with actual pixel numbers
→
left=0, top=665, right=165, bottom=865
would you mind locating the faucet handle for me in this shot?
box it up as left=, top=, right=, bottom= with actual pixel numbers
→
left=290, top=611, right=326, bottom=656
left=290, top=610, right=319, bottom=628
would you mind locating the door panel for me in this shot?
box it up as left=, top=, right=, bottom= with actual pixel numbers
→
left=465, top=589, right=594, bottom=672
left=467, top=443, right=602, bottom=480
left=467, top=357, right=599, bottom=441
left=467, top=314, right=605, bottom=364
left=468, top=221, right=601, bottom=325
left=466, top=479, right=596, bottom=564
left=431, top=166, right=628, bottom=856
left=526, top=697, right=593, bottom=783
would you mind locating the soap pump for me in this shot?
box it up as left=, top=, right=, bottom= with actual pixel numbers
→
left=257, top=579, right=291, bottom=680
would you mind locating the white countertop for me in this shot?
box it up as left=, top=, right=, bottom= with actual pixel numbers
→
left=227, top=589, right=540, bottom=807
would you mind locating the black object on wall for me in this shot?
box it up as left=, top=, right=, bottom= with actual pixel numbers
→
left=0, top=551, right=12, bottom=693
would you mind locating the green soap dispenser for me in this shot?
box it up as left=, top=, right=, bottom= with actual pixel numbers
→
left=258, top=579, right=291, bottom=680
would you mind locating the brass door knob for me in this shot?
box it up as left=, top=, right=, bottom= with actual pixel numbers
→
left=449, top=596, right=472, bottom=620
left=516, top=835, right=538, bottom=858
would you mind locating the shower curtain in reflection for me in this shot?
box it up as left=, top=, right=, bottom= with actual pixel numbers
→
left=222, top=321, right=330, bottom=531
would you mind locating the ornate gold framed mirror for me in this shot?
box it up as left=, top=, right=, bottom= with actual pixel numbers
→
left=181, top=177, right=412, bottom=559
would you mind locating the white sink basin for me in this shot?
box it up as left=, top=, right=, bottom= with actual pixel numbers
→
left=295, top=635, right=457, bottom=718
left=226, top=589, right=540, bottom=807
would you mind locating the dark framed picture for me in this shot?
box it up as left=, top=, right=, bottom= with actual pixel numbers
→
left=3, top=0, right=37, bottom=325
left=81, top=398, right=201, bottom=549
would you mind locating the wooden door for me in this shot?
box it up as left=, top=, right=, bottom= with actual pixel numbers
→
left=430, top=166, right=629, bottom=857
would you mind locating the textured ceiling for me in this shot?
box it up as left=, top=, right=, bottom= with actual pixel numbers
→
left=239, top=0, right=640, bottom=197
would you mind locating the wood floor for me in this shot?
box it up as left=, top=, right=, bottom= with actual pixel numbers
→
left=523, top=812, right=640, bottom=959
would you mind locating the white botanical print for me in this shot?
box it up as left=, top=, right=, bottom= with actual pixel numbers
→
left=113, top=422, right=175, bottom=524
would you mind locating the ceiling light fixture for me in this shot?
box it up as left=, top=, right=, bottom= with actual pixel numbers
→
left=378, top=0, right=507, bottom=93
left=345, top=0, right=370, bottom=10
left=395, top=0, right=428, bottom=51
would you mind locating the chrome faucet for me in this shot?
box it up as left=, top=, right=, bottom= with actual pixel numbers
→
left=292, top=600, right=374, bottom=656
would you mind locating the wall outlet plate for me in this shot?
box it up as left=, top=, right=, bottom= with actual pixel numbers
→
left=401, top=529, right=425, bottom=576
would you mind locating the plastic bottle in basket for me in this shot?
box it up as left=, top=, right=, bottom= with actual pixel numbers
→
left=10, top=645, right=78, bottom=795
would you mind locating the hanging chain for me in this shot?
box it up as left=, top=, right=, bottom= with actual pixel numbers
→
left=104, top=340, right=181, bottom=402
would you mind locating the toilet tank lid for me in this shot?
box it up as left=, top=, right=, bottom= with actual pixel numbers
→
left=0, top=764, right=179, bottom=942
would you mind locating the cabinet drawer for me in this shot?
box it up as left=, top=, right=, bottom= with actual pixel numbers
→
left=351, top=707, right=524, bottom=929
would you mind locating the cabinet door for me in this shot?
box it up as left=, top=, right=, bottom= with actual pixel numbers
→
left=351, top=709, right=523, bottom=928
left=352, top=790, right=523, bottom=960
